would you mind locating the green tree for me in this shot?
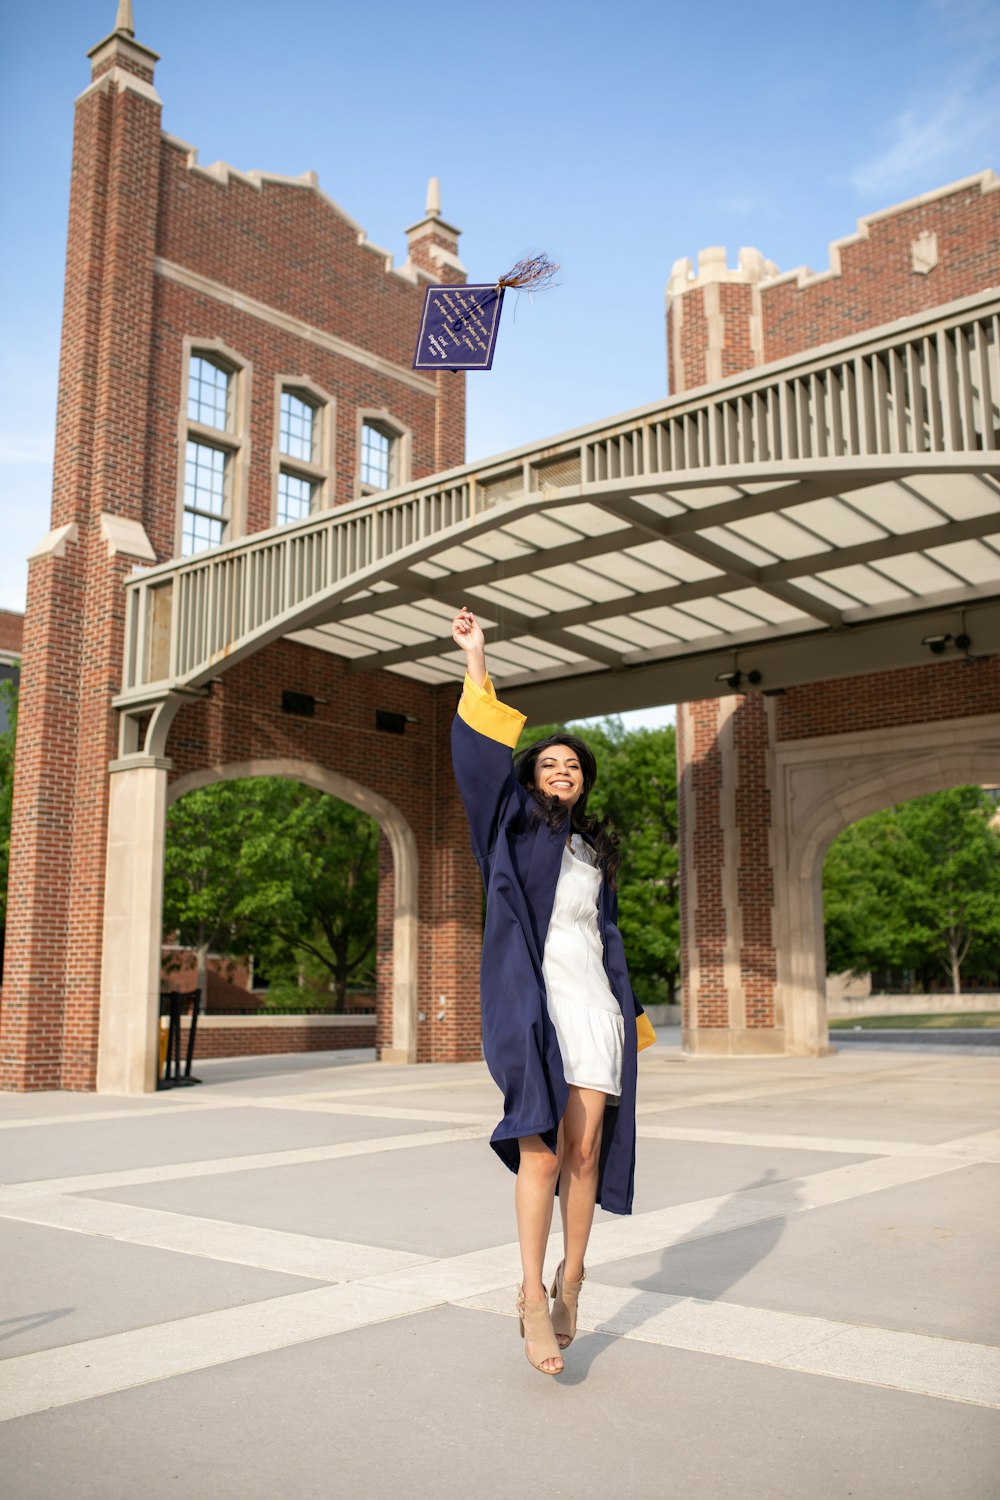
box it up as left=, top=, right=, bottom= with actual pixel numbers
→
left=0, top=676, right=18, bottom=963
left=242, top=791, right=379, bottom=1009
left=599, top=723, right=680, bottom=1005
left=824, top=786, right=1000, bottom=992
left=163, top=778, right=291, bottom=1001
left=516, top=717, right=680, bottom=1004
left=163, top=778, right=379, bottom=1010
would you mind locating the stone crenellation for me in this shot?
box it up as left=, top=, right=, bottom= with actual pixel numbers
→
left=667, top=170, right=1000, bottom=393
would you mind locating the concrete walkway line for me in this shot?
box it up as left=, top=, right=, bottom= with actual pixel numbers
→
left=457, top=1283, right=1000, bottom=1410
left=0, top=1123, right=493, bottom=1200
left=0, top=1194, right=431, bottom=1282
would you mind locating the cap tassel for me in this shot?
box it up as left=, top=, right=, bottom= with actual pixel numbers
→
left=496, top=254, right=560, bottom=292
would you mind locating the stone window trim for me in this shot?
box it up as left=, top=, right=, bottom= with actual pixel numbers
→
left=271, top=375, right=336, bottom=526
left=355, top=409, right=412, bottom=499
left=175, top=337, right=252, bottom=556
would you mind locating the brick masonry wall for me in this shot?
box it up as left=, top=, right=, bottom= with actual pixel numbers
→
left=776, top=655, right=1000, bottom=740
left=678, top=696, right=778, bottom=1034
left=174, top=1020, right=377, bottom=1060
left=144, top=141, right=467, bottom=550
left=761, top=178, right=1000, bottom=363
left=733, top=696, right=775, bottom=1028
left=680, top=699, right=728, bottom=1028
left=1, top=52, right=165, bottom=1091
left=157, top=143, right=440, bottom=376
left=0, top=611, right=23, bottom=654
left=0, top=25, right=473, bottom=1090
left=667, top=176, right=1000, bottom=391
left=671, top=175, right=1000, bottom=1040
left=165, top=639, right=484, bottom=1066
left=677, top=660, right=997, bottom=1034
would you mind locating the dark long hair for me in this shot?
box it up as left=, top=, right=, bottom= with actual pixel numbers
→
left=514, top=733, right=621, bottom=890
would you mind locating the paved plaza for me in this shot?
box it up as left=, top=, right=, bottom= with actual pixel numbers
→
left=1, top=1036, right=998, bottom=1498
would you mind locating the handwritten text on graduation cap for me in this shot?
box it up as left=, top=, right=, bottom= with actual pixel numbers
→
left=413, top=285, right=504, bottom=371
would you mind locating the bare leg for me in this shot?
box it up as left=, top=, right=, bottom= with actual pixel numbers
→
left=515, top=1133, right=563, bottom=1374
left=558, top=1086, right=607, bottom=1283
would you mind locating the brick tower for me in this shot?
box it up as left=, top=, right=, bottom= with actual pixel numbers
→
left=0, top=4, right=165, bottom=1089
left=1, top=4, right=481, bottom=1089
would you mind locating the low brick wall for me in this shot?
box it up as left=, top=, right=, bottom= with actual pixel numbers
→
left=173, top=1014, right=376, bottom=1059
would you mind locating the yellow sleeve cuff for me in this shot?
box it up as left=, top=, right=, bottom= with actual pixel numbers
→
left=457, top=671, right=527, bottom=749
left=636, top=1012, right=657, bottom=1052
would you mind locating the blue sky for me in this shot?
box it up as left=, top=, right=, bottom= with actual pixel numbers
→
left=0, top=0, right=997, bottom=725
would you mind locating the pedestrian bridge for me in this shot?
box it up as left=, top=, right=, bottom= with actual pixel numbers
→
left=117, top=289, right=1000, bottom=755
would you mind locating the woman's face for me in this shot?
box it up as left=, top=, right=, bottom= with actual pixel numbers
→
left=533, top=744, right=585, bottom=810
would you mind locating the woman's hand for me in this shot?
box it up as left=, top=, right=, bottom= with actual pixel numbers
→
left=452, top=607, right=487, bottom=686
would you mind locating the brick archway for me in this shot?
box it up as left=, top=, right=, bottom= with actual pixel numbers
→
left=771, top=712, right=1000, bottom=1055
left=166, top=759, right=420, bottom=1063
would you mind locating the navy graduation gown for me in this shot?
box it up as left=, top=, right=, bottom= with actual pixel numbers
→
left=451, top=672, right=648, bottom=1215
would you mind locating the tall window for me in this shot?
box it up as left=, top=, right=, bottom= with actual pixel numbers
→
left=361, top=421, right=395, bottom=490
left=277, top=389, right=321, bottom=524
left=182, top=441, right=227, bottom=554
left=182, top=353, right=242, bottom=556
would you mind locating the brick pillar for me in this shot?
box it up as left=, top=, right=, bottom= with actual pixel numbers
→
left=678, top=694, right=784, bottom=1055
left=0, top=20, right=163, bottom=1089
left=374, top=834, right=395, bottom=1058
left=665, top=246, right=777, bottom=394
left=423, top=686, right=484, bottom=1063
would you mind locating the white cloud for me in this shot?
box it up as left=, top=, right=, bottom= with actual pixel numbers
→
left=851, top=0, right=1000, bottom=198
left=851, top=91, right=1000, bottom=197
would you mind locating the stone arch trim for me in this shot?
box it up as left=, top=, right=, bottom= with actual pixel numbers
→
left=167, top=758, right=419, bottom=1061
left=775, top=714, right=1000, bottom=883
left=770, top=712, right=1000, bottom=1054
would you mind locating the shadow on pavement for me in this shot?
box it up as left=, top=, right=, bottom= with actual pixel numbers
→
left=561, top=1168, right=798, bottom=1384
left=0, top=1308, right=74, bottom=1344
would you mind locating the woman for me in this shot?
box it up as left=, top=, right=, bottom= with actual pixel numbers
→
left=450, top=607, right=655, bottom=1375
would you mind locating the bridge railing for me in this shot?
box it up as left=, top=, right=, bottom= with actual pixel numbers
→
left=123, top=291, right=999, bottom=693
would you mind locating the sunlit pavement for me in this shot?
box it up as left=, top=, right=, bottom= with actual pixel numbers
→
left=1, top=1036, right=998, bottom=1499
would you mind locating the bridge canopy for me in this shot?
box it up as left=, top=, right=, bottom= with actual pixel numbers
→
left=120, top=290, right=1000, bottom=733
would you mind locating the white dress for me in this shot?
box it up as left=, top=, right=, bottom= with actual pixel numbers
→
left=542, top=834, right=625, bottom=1101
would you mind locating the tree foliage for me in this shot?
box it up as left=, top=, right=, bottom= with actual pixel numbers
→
left=517, top=717, right=680, bottom=1004
left=824, top=786, right=1000, bottom=992
left=163, top=777, right=378, bottom=1010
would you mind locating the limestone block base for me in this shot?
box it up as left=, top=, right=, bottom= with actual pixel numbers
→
left=682, top=1026, right=791, bottom=1057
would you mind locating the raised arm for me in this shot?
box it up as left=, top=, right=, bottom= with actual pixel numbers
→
left=450, top=608, right=527, bottom=859
left=454, top=605, right=487, bottom=688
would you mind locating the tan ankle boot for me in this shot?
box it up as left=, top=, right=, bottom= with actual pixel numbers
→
left=516, top=1286, right=564, bottom=1375
left=550, top=1260, right=585, bottom=1348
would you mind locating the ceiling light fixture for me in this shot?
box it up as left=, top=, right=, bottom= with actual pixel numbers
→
left=715, top=669, right=762, bottom=692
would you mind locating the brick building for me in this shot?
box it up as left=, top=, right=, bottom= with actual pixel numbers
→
left=667, top=174, right=1000, bottom=1053
left=0, top=4, right=478, bottom=1089
left=0, top=3, right=997, bottom=1090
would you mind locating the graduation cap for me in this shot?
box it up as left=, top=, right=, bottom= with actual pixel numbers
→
left=413, top=255, right=559, bottom=372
